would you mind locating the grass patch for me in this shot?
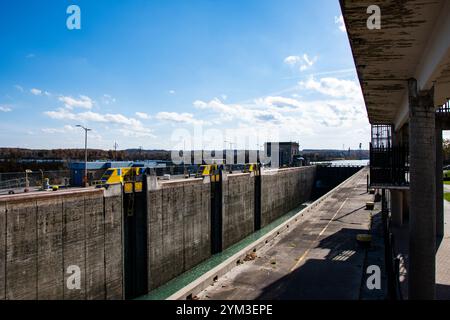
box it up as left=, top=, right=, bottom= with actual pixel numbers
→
left=444, top=181, right=450, bottom=185
left=444, top=193, right=450, bottom=202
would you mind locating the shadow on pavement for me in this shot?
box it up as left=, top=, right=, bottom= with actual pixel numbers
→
left=255, top=227, right=370, bottom=300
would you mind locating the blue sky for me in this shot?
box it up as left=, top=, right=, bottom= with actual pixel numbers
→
left=0, top=0, right=370, bottom=150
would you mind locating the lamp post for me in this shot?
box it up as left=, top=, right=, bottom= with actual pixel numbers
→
left=24, top=169, right=32, bottom=192
left=76, top=125, right=91, bottom=187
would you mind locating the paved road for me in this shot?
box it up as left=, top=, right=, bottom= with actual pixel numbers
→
left=198, top=169, right=373, bottom=300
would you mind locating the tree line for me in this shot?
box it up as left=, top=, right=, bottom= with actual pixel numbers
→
left=0, top=148, right=171, bottom=173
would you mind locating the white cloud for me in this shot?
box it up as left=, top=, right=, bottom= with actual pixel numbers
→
left=168, top=90, right=176, bottom=95
left=284, top=56, right=302, bottom=65
left=30, top=88, right=42, bottom=96
left=194, top=98, right=286, bottom=124
left=259, top=96, right=303, bottom=109
left=59, top=95, right=94, bottom=109
left=335, top=15, right=346, bottom=32
left=44, top=108, right=139, bottom=125
left=119, top=127, right=154, bottom=138
left=156, top=112, right=204, bottom=125
left=194, top=98, right=245, bottom=122
left=14, top=85, right=24, bottom=92
left=135, top=112, right=151, bottom=120
left=187, top=75, right=368, bottom=149
left=284, top=54, right=318, bottom=72
left=105, top=113, right=142, bottom=126
left=41, top=125, right=76, bottom=134
left=26, top=53, right=35, bottom=59
left=102, top=94, right=116, bottom=105
left=299, top=76, right=363, bottom=101
left=43, top=108, right=152, bottom=138
left=0, top=106, right=12, bottom=112
left=44, top=108, right=76, bottom=120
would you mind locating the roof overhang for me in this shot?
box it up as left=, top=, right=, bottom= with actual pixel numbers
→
left=340, top=0, right=450, bottom=129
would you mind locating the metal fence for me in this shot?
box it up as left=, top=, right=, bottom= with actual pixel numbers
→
left=370, top=144, right=409, bottom=187
left=0, top=170, right=70, bottom=190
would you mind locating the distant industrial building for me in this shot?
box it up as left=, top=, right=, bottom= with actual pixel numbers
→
left=264, top=142, right=300, bottom=167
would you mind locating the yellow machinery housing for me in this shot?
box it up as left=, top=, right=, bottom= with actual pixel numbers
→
left=243, top=163, right=259, bottom=173
left=195, top=164, right=224, bottom=182
left=196, top=164, right=218, bottom=178
left=100, top=167, right=142, bottom=185
left=98, top=167, right=144, bottom=194
left=196, top=163, right=260, bottom=179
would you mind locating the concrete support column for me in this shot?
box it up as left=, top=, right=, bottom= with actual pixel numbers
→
left=403, top=189, right=410, bottom=220
left=391, top=190, right=403, bottom=227
left=436, top=124, right=444, bottom=238
left=408, top=78, right=436, bottom=300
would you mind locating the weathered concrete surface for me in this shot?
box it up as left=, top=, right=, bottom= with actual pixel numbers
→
left=104, top=184, right=124, bottom=300
left=183, top=180, right=211, bottom=270
left=0, top=202, right=5, bottom=300
left=261, top=167, right=315, bottom=227
left=147, top=178, right=210, bottom=290
left=37, top=197, right=63, bottom=300
left=341, top=0, right=450, bottom=124
left=62, top=193, right=87, bottom=300
left=222, top=173, right=255, bottom=249
left=6, top=199, right=37, bottom=300
left=390, top=190, right=403, bottom=227
left=0, top=187, right=123, bottom=300
left=85, top=192, right=106, bottom=300
left=198, top=169, right=372, bottom=300
left=408, top=82, right=436, bottom=300
left=393, top=189, right=450, bottom=300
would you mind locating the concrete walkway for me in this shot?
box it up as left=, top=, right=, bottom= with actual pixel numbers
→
left=436, top=199, right=450, bottom=299
left=197, top=169, right=376, bottom=300
left=393, top=185, right=450, bottom=300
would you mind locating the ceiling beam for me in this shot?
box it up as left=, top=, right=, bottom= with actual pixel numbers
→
left=414, top=1, right=450, bottom=92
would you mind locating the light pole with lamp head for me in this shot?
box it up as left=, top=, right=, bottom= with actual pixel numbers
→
left=76, top=125, right=91, bottom=187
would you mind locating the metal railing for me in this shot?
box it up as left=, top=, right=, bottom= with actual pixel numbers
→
left=436, top=99, right=450, bottom=114
left=370, top=144, right=409, bottom=187
left=0, top=170, right=70, bottom=189
left=0, top=178, right=26, bottom=190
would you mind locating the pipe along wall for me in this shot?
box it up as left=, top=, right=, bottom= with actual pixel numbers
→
left=0, top=166, right=316, bottom=300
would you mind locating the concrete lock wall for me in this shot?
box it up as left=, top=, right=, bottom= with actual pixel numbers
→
left=0, top=166, right=317, bottom=299
left=222, top=173, right=255, bottom=249
left=147, top=178, right=211, bottom=290
left=261, top=167, right=316, bottom=227
left=0, top=186, right=123, bottom=300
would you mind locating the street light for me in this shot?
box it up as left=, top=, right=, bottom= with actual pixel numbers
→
left=224, top=140, right=237, bottom=171
left=24, top=169, right=32, bottom=192
left=224, top=140, right=236, bottom=151
left=76, top=125, right=91, bottom=187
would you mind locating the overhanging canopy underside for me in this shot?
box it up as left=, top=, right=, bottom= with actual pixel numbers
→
left=341, top=0, right=450, bottom=125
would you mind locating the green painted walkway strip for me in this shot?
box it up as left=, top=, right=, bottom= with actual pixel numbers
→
left=137, top=204, right=307, bottom=300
